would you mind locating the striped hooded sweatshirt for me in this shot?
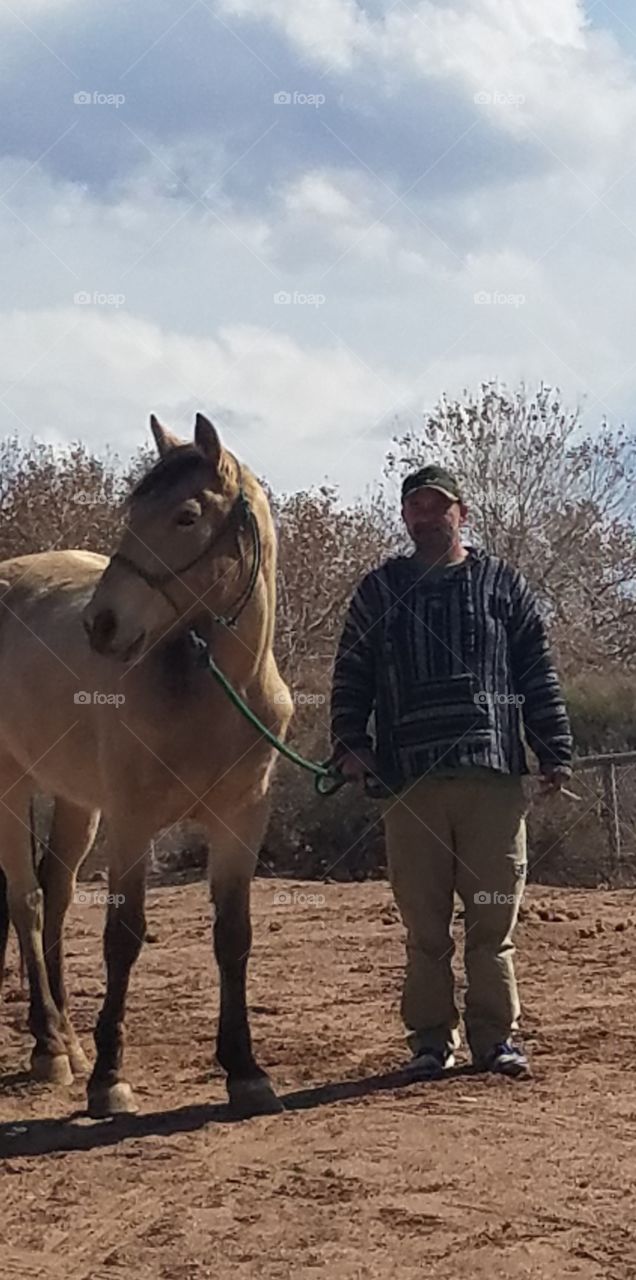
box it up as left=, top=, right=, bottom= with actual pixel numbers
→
left=330, top=546, right=573, bottom=790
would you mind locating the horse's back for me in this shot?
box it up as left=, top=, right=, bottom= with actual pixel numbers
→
left=0, top=548, right=107, bottom=592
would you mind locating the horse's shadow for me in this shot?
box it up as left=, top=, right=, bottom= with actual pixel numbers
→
left=0, top=1063, right=476, bottom=1159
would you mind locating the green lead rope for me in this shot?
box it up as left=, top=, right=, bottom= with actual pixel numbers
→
left=188, top=630, right=386, bottom=798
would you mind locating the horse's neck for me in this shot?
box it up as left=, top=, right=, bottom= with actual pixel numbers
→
left=200, top=540, right=274, bottom=664
left=166, top=585, right=270, bottom=683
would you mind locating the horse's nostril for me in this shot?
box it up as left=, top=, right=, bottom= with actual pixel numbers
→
left=90, top=609, right=117, bottom=650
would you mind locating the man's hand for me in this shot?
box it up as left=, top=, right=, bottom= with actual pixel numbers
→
left=339, top=748, right=379, bottom=786
left=538, top=765, right=572, bottom=795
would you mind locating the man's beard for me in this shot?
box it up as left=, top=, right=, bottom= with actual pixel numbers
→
left=412, top=524, right=453, bottom=554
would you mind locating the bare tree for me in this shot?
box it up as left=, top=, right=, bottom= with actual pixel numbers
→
left=273, top=485, right=399, bottom=689
left=386, top=382, right=636, bottom=672
left=0, top=436, right=126, bottom=560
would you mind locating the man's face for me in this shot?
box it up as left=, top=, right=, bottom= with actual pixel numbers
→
left=402, top=486, right=464, bottom=553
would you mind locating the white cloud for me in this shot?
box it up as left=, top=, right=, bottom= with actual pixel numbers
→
left=2, top=2, right=636, bottom=500
left=3, top=128, right=636, bottom=495
left=0, top=0, right=81, bottom=14
left=218, top=0, right=373, bottom=70
left=218, top=0, right=636, bottom=169
left=0, top=304, right=407, bottom=493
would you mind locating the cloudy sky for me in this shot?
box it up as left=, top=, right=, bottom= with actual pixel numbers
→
left=2, top=0, right=636, bottom=497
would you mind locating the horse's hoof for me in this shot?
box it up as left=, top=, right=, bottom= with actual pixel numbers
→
left=87, top=1080, right=138, bottom=1118
left=68, top=1043, right=91, bottom=1077
left=31, top=1053, right=73, bottom=1086
left=228, top=1077, right=284, bottom=1119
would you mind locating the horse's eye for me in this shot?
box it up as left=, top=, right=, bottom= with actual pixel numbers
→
left=175, top=503, right=201, bottom=527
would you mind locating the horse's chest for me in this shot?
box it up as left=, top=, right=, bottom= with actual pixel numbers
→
left=112, top=682, right=258, bottom=794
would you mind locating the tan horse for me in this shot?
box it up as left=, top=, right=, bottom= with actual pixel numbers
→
left=0, top=414, right=293, bottom=1118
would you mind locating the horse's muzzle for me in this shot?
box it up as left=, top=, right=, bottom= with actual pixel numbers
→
left=84, top=607, right=117, bottom=653
left=84, top=608, right=144, bottom=662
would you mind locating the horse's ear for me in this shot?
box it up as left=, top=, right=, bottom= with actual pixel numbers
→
left=194, top=413, right=222, bottom=468
left=150, top=414, right=181, bottom=458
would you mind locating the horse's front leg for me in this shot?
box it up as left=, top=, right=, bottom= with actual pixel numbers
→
left=87, top=822, right=148, bottom=1118
left=202, top=792, right=282, bottom=1118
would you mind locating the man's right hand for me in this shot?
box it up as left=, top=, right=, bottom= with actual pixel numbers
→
left=339, top=748, right=379, bottom=785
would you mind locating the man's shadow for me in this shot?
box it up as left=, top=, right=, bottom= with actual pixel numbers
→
left=0, top=1063, right=477, bottom=1160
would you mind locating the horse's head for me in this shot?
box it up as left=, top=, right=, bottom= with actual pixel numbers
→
left=83, top=413, right=254, bottom=661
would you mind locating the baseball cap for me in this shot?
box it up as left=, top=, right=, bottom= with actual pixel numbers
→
left=401, top=464, right=462, bottom=503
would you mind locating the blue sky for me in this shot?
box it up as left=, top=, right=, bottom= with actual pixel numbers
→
left=2, top=0, right=636, bottom=496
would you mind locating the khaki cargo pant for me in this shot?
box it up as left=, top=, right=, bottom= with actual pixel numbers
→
left=383, top=773, right=528, bottom=1060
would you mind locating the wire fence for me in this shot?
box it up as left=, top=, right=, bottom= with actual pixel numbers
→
left=528, top=751, right=636, bottom=888
left=574, top=751, right=636, bottom=884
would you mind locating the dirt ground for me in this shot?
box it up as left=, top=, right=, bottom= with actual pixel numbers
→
left=2, top=877, right=636, bottom=1280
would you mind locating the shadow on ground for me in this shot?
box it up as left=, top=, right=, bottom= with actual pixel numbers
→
left=0, top=1063, right=479, bottom=1159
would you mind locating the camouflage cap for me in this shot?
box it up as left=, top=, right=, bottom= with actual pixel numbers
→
left=401, top=464, right=462, bottom=503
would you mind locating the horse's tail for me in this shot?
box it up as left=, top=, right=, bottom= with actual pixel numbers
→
left=0, top=580, right=12, bottom=988
left=21, top=795, right=43, bottom=990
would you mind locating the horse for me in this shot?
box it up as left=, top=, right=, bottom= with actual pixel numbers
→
left=0, top=413, right=293, bottom=1118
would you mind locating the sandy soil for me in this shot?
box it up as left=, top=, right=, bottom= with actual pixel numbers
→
left=2, top=877, right=636, bottom=1279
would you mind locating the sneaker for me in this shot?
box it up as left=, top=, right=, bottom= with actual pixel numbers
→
left=402, top=1047, right=456, bottom=1081
left=475, top=1041, right=531, bottom=1079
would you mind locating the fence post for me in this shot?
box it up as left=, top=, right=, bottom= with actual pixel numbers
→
left=602, top=761, right=621, bottom=884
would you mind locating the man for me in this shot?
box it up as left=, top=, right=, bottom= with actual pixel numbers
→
left=330, top=464, right=573, bottom=1080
